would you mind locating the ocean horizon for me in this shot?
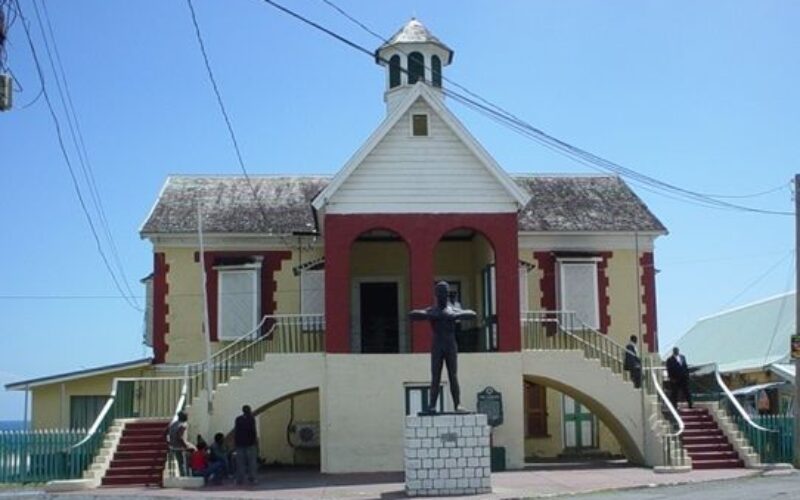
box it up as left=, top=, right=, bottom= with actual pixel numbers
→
left=0, top=420, right=27, bottom=431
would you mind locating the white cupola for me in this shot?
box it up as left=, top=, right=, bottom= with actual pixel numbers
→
left=375, top=18, right=453, bottom=114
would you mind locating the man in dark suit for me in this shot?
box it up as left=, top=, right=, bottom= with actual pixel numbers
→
left=624, top=335, right=642, bottom=389
left=666, top=347, right=692, bottom=408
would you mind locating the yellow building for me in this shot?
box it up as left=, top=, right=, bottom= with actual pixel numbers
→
left=6, top=19, right=670, bottom=476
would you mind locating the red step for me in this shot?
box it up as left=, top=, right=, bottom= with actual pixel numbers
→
left=100, top=421, right=170, bottom=488
left=102, top=474, right=162, bottom=487
left=113, top=450, right=167, bottom=461
left=681, top=434, right=727, bottom=443
left=116, top=443, right=168, bottom=453
left=676, top=407, right=744, bottom=469
left=683, top=443, right=734, bottom=453
left=691, top=459, right=744, bottom=469
left=105, top=466, right=165, bottom=477
left=122, top=429, right=166, bottom=439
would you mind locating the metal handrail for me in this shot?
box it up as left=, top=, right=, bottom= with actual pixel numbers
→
left=68, top=378, right=121, bottom=451
left=714, top=368, right=776, bottom=434
left=185, top=315, right=270, bottom=369
left=70, top=376, right=189, bottom=451
left=523, top=310, right=630, bottom=353
left=650, top=368, right=684, bottom=438
left=522, top=311, right=629, bottom=375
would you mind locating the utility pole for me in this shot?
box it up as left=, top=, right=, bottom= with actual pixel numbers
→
left=794, top=174, right=799, bottom=468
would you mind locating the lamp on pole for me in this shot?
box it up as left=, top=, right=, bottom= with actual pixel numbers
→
left=197, top=200, right=214, bottom=416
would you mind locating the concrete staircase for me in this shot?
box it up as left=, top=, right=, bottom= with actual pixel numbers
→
left=680, top=407, right=743, bottom=469
left=100, top=420, right=170, bottom=487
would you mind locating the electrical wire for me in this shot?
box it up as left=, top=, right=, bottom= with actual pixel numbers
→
left=185, top=0, right=272, bottom=228
left=13, top=0, right=142, bottom=312
left=717, top=249, right=795, bottom=311
left=309, top=0, right=794, bottom=217
left=33, top=0, right=141, bottom=307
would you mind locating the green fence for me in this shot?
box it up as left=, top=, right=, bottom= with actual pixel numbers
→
left=732, top=413, right=794, bottom=464
left=0, top=429, right=85, bottom=483
left=0, top=379, right=140, bottom=484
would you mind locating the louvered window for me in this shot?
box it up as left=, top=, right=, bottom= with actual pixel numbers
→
left=301, top=269, right=325, bottom=329
left=218, top=265, right=261, bottom=340
left=558, top=260, right=599, bottom=330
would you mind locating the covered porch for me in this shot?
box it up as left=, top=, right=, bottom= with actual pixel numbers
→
left=322, top=213, right=521, bottom=354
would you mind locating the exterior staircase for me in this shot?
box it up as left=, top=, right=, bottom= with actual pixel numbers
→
left=101, top=420, right=170, bottom=487
left=679, top=407, right=743, bottom=469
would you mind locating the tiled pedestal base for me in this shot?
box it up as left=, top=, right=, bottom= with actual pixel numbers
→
left=404, top=413, right=492, bottom=496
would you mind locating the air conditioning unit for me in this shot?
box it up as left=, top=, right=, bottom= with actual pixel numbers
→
left=290, top=421, right=320, bottom=449
left=0, top=74, right=11, bottom=112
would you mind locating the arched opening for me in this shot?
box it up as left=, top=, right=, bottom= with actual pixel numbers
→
left=431, top=55, right=442, bottom=87
left=408, top=51, right=425, bottom=84
left=224, top=388, right=321, bottom=469
left=433, top=228, right=496, bottom=352
left=522, top=375, right=640, bottom=464
left=389, top=54, right=401, bottom=88
left=350, top=228, right=411, bottom=353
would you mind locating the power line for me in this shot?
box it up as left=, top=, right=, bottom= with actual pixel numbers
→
left=307, top=0, right=793, bottom=217
left=33, top=0, right=141, bottom=307
left=13, top=0, right=142, bottom=312
left=717, top=249, right=795, bottom=310
left=184, top=0, right=272, bottom=227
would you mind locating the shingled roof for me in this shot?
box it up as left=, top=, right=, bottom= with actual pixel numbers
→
left=140, top=175, right=665, bottom=236
left=516, top=175, right=666, bottom=232
left=140, top=176, right=328, bottom=235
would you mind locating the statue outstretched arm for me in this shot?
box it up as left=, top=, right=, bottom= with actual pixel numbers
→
left=453, top=308, right=477, bottom=320
left=409, top=309, right=431, bottom=320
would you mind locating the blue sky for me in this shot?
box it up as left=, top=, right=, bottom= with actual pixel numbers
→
left=1, top=1, right=797, bottom=419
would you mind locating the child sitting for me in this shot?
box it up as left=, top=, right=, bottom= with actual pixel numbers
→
left=189, top=440, right=225, bottom=485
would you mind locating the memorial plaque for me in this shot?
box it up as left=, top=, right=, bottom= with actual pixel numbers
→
left=476, top=386, right=503, bottom=427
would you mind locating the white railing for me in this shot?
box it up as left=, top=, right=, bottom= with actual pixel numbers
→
left=649, top=367, right=686, bottom=467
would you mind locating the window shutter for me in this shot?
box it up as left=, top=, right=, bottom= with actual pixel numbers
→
left=301, top=270, right=325, bottom=329
left=559, top=262, right=599, bottom=330
left=218, top=268, right=260, bottom=340
left=519, top=266, right=529, bottom=314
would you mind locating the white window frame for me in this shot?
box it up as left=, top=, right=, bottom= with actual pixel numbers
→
left=216, top=263, right=261, bottom=341
left=410, top=113, right=430, bottom=137
left=557, top=258, right=600, bottom=330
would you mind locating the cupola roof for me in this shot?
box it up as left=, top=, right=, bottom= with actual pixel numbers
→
left=376, top=18, right=453, bottom=63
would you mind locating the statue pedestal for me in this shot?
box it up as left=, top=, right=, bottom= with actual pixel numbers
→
left=404, top=413, right=492, bottom=496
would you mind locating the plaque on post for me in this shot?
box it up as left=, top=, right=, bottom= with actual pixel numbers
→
left=476, top=387, right=503, bottom=427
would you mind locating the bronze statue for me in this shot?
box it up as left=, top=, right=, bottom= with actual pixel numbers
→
left=409, top=281, right=477, bottom=413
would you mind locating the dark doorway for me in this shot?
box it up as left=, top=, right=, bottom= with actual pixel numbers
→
left=360, top=282, right=399, bottom=353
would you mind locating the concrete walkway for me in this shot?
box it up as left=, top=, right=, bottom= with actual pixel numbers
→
left=18, top=465, right=769, bottom=499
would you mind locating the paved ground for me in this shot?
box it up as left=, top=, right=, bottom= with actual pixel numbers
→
left=578, top=469, right=799, bottom=499
left=0, top=464, right=774, bottom=499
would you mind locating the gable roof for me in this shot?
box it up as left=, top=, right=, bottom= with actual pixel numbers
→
left=311, top=83, right=531, bottom=212
left=670, top=291, right=796, bottom=373
left=140, top=175, right=665, bottom=235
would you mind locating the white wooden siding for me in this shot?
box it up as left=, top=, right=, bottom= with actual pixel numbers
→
left=327, top=99, right=518, bottom=214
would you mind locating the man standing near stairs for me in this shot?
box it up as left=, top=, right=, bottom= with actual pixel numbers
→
left=234, top=405, right=259, bottom=485
left=167, top=411, right=195, bottom=476
left=624, top=335, right=642, bottom=389
left=666, top=347, right=693, bottom=409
